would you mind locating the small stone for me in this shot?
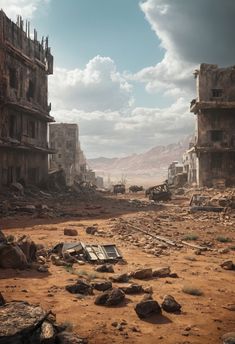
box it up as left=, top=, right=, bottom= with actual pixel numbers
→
left=95, top=288, right=125, bottom=306
left=111, top=273, right=130, bottom=283
left=161, top=295, right=181, bottom=313
left=132, top=268, right=152, bottom=280
left=66, top=280, right=93, bottom=295
left=221, top=261, right=235, bottom=270
left=37, top=265, right=48, bottom=273
left=86, top=226, right=97, bottom=235
left=95, top=264, right=114, bottom=273
left=121, top=283, right=144, bottom=294
left=40, top=320, right=55, bottom=342
left=92, top=281, right=112, bottom=291
left=152, top=267, right=171, bottom=278
left=135, top=300, right=161, bottom=318
left=64, top=228, right=78, bottom=236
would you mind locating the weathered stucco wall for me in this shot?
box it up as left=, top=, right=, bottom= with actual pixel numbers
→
left=197, top=64, right=235, bottom=102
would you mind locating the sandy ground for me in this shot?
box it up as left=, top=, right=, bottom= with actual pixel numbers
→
left=0, top=192, right=235, bottom=344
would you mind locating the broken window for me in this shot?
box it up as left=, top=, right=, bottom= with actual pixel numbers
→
left=212, top=89, right=222, bottom=98
left=9, top=67, right=18, bottom=89
left=211, top=153, right=222, bottom=169
left=210, top=130, right=223, bottom=142
left=16, top=167, right=21, bottom=181
left=27, top=80, right=35, bottom=100
left=7, top=167, right=14, bottom=185
left=58, top=153, right=62, bottom=158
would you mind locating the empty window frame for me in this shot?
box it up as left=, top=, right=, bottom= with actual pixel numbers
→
left=210, top=130, right=223, bottom=142
left=9, top=115, right=16, bottom=138
left=27, top=80, right=35, bottom=100
left=212, top=89, right=222, bottom=98
left=211, top=153, right=222, bottom=169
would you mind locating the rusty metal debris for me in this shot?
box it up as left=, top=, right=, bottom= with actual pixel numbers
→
left=52, top=242, right=122, bottom=263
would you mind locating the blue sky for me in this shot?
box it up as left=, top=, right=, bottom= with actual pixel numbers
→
left=1, top=0, right=235, bottom=157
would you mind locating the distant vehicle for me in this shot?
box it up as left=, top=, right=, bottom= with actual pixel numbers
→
left=146, top=182, right=171, bottom=202
left=113, top=184, right=125, bottom=195
left=129, top=185, right=144, bottom=193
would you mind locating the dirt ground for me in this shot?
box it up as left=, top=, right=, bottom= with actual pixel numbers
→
left=0, top=191, right=235, bottom=344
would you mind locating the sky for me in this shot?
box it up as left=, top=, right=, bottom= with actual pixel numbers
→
left=1, top=0, right=235, bottom=158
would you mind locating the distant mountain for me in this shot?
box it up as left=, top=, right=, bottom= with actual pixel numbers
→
left=88, top=136, right=192, bottom=185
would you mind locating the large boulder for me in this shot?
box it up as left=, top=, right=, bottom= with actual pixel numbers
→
left=135, top=300, right=161, bottom=318
left=95, top=288, right=125, bottom=306
left=0, top=243, right=28, bottom=269
left=132, top=268, right=152, bottom=280
left=65, top=280, right=93, bottom=295
left=0, top=301, right=47, bottom=343
left=110, top=273, right=130, bottom=283
left=161, top=295, right=181, bottom=313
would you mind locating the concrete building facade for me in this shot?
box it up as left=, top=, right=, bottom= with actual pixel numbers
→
left=0, top=10, right=54, bottom=187
left=190, top=63, right=235, bottom=187
left=49, top=123, right=84, bottom=185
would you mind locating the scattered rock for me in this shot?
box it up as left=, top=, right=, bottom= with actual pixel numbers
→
left=95, top=288, right=125, bottom=306
left=64, top=228, right=78, bottom=236
left=132, top=268, right=152, bottom=280
left=92, top=281, right=112, bottom=291
left=161, top=295, right=181, bottom=313
left=153, top=267, right=171, bottom=278
left=66, top=280, right=93, bottom=295
left=86, top=226, right=97, bottom=235
left=121, top=283, right=144, bottom=294
left=221, top=261, right=235, bottom=270
left=218, top=248, right=230, bottom=254
left=135, top=300, right=161, bottom=318
left=110, top=273, right=129, bottom=282
left=95, top=264, right=114, bottom=273
left=222, top=332, right=235, bottom=344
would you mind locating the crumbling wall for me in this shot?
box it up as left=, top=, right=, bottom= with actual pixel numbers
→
left=0, top=150, right=48, bottom=186
left=197, top=110, right=235, bottom=148
left=198, top=152, right=235, bottom=187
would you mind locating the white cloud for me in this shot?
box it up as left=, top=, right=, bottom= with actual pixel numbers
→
left=134, top=0, right=235, bottom=98
left=49, top=56, right=133, bottom=112
left=0, top=0, right=49, bottom=19
left=52, top=97, right=194, bottom=158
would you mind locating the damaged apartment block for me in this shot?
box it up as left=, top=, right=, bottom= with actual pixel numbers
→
left=0, top=10, right=54, bottom=188
left=190, top=63, right=235, bottom=187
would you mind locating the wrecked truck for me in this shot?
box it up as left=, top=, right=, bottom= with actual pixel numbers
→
left=146, top=183, right=171, bottom=202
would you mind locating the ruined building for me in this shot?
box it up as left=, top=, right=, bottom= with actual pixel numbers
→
left=190, top=63, right=235, bottom=187
left=49, top=123, right=86, bottom=185
left=0, top=10, right=54, bottom=187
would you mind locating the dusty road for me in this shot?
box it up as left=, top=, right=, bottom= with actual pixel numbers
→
left=0, top=192, right=235, bottom=344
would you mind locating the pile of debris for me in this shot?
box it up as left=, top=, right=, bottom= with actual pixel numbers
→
left=0, top=298, right=87, bottom=344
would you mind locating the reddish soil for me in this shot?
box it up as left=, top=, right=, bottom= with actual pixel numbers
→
left=0, top=192, right=235, bottom=344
